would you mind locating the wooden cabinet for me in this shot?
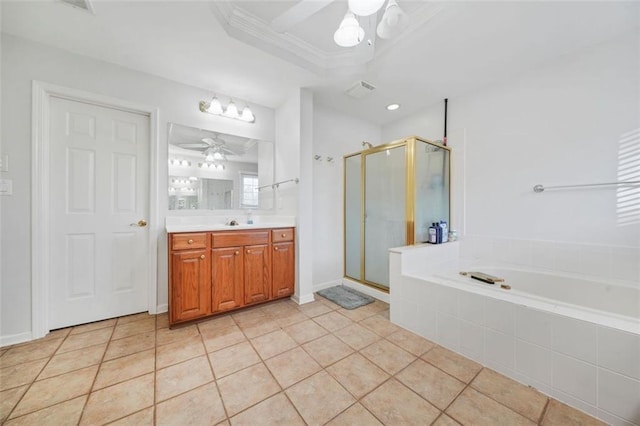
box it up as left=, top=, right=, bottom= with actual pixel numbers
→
left=170, top=247, right=211, bottom=323
left=211, top=247, right=243, bottom=313
left=244, top=244, right=271, bottom=305
left=169, top=227, right=295, bottom=326
left=272, top=242, right=295, bottom=298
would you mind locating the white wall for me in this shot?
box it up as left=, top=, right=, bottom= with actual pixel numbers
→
left=0, top=35, right=275, bottom=340
left=273, top=88, right=316, bottom=303
left=274, top=91, right=300, bottom=216
left=383, top=31, right=640, bottom=249
left=311, top=103, right=381, bottom=290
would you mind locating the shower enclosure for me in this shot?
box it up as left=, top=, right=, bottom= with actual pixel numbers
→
left=344, top=136, right=451, bottom=291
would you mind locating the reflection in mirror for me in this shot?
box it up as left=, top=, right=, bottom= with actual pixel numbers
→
left=168, top=123, right=274, bottom=210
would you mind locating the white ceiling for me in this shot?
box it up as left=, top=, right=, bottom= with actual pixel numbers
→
left=2, top=1, right=639, bottom=125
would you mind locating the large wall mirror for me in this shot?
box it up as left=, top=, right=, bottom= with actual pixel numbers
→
left=168, top=123, right=274, bottom=210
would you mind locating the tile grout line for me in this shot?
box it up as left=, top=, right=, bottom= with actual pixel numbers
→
left=439, top=365, right=485, bottom=424
left=77, top=319, right=118, bottom=425
left=216, top=301, right=347, bottom=424
left=463, top=368, right=551, bottom=424
left=3, top=329, right=68, bottom=422
left=200, top=321, right=232, bottom=424
left=537, top=397, right=551, bottom=425
left=153, top=315, right=159, bottom=426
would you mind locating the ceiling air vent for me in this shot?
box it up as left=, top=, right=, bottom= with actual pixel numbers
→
left=60, top=0, right=94, bottom=14
left=344, top=80, right=376, bottom=99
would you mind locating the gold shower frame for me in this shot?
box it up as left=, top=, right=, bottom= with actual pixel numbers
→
left=343, top=136, right=451, bottom=292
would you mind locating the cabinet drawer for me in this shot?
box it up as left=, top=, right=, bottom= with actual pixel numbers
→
left=212, top=231, right=269, bottom=248
left=272, top=228, right=294, bottom=243
left=171, top=233, right=207, bottom=250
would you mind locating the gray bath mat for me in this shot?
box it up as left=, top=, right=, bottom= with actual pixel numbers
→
left=317, top=285, right=375, bottom=310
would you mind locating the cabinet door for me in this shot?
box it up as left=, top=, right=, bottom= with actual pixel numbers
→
left=212, top=247, right=243, bottom=312
left=244, top=244, right=271, bottom=305
left=170, top=250, right=210, bottom=323
left=272, top=242, right=295, bottom=298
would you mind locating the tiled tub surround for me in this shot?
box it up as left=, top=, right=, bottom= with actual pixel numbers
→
left=390, top=241, right=640, bottom=426
left=0, top=297, right=607, bottom=425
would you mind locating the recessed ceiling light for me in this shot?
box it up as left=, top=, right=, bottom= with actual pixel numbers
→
left=386, top=103, right=400, bottom=111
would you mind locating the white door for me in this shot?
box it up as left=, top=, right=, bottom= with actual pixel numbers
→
left=49, top=96, right=150, bottom=329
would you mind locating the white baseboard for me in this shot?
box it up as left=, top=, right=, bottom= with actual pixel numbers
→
left=290, top=293, right=315, bottom=305
left=156, top=304, right=168, bottom=314
left=342, top=278, right=390, bottom=303
left=0, top=331, right=33, bottom=348
left=312, top=279, right=342, bottom=293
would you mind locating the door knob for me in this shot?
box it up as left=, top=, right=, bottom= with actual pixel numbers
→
left=131, top=219, right=148, bottom=227
left=200, top=254, right=205, bottom=259
left=274, top=247, right=279, bottom=251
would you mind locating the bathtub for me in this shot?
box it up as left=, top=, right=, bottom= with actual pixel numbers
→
left=434, top=267, right=640, bottom=334
left=389, top=244, right=640, bottom=426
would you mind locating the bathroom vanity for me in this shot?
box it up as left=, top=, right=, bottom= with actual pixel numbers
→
left=167, top=226, right=295, bottom=326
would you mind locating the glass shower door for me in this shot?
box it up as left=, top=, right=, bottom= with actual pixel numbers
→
left=344, top=154, right=362, bottom=281
left=364, top=146, right=406, bottom=289
left=414, top=140, right=450, bottom=243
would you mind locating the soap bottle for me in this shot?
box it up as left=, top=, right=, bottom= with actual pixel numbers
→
left=428, top=223, right=437, bottom=244
left=440, top=221, right=448, bottom=243
left=435, top=222, right=442, bottom=244
left=247, top=211, right=253, bottom=225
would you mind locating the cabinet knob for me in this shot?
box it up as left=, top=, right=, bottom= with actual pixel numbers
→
left=274, top=247, right=279, bottom=251
left=200, top=254, right=205, bottom=259
left=281, top=233, right=287, bottom=238
left=188, top=239, right=194, bottom=244
left=235, top=251, right=239, bottom=256
left=246, top=249, right=251, bottom=254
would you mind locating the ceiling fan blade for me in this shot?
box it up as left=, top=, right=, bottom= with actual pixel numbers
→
left=180, top=143, right=209, bottom=149
left=221, top=147, right=242, bottom=156
left=271, top=0, right=335, bottom=33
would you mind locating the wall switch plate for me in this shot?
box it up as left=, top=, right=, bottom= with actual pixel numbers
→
left=0, top=155, right=8, bottom=172
left=0, top=179, right=13, bottom=196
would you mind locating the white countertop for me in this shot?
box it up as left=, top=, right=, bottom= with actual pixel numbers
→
left=166, top=223, right=295, bottom=233
left=165, top=215, right=296, bottom=233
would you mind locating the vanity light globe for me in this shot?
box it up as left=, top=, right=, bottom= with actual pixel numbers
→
left=348, top=0, right=386, bottom=16
left=207, top=96, right=224, bottom=115
left=241, top=106, right=255, bottom=123
left=224, top=100, right=239, bottom=119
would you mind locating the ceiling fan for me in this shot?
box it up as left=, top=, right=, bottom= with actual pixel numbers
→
left=178, top=134, right=242, bottom=161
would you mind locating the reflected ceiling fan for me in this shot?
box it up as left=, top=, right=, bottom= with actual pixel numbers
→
left=179, top=134, right=242, bottom=162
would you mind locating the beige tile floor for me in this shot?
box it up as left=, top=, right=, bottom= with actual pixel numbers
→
left=0, top=296, right=607, bottom=426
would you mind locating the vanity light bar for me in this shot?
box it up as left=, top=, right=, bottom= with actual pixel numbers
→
left=171, top=178, right=196, bottom=185
left=168, top=159, right=191, bottom=167
left=199, top=99, right=255, bottom=123
left=198, top=162, right=226, bottom=171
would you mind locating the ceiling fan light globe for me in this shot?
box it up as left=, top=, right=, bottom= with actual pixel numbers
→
left=334, top=12, right=365, bottom=47
left=376, top=0, right=407, bottom=39
left=348, top=0, right=385, bottom=16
